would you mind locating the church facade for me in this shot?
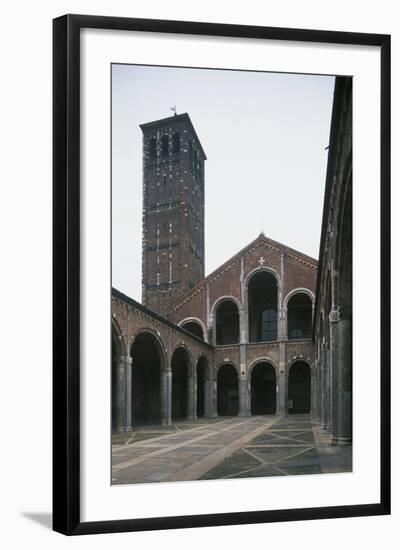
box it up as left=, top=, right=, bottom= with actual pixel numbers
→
left=112, top=77, right=352, bottom=449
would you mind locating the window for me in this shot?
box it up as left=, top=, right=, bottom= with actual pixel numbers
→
left=261, top=309, right=278, bottom=341
left=149, top=138, right=157, bottom=158
left=172, top=132, right=180, bottom=154
left=161, top=135, right=169, bottom=157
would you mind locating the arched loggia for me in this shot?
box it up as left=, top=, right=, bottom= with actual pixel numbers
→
left=248, top=271, right=278, bottom=342
left=130, top=332, right=163, bottom=424
left=250, top=362, right=277, bottom=414
left=217, top=364, right=239, bottom=416
left=288, top=361, right=311, bottom=413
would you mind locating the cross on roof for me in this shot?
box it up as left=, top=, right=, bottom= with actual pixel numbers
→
left=258, top=257, right=265, bottom=265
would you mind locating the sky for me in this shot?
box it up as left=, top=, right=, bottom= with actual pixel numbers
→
left=112, top=64, right=335, bottom=302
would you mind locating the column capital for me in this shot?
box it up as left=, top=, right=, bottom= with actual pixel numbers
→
left=120, top=355, right=132, bottom=365
left=329, top=306, right=341, bottom=324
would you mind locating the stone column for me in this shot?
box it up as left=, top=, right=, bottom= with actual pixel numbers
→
left=338, top=317, right=352, bottom=445
left=160, top=369, right=172, bottom=425
left=206, top=371, right=218, bottom=417
left=329, top=307, right=340, bottom=445
left=278, top=307, right=287, bottom=341
left=310, top=362, right=317, bottom=418
left=238, top=343, right=250, bottom=416
left=187, top=369, right=197, bottom=420
left=277, top=342, right=286, bottom=414
left=314, top=358, right=322, bottom=421
left=238, top=376, right=250, bottom=416
left=321, top=343, right=331, bottom=430
left=115, top=355, right=132, bottom=433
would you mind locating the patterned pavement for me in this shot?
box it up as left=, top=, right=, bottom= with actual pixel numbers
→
left=112, top=414, right=352, bottom=485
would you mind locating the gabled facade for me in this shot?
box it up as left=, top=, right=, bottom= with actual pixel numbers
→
left=112, top=92, right=352, bottom=443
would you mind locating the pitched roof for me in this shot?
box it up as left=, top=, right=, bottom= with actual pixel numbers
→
left=168, top=233, right=318, bottom=313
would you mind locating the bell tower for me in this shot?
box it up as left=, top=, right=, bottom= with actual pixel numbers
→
left=140, top=113, right=206, bottom=316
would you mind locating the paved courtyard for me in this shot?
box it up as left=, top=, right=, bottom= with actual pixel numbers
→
left=112, top=414, right=352, bottom=485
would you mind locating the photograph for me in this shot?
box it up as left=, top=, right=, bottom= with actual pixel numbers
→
left=110, top=63, right=352, bottom=485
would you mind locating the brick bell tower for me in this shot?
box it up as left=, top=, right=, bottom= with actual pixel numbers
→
left=140, top=113, right=206, bottom=316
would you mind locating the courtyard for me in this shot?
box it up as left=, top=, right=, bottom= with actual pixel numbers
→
left=112, top=414, right=352, bottom=484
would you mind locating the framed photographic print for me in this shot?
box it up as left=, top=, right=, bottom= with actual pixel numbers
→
left=53, top=14, right=390, bottom=535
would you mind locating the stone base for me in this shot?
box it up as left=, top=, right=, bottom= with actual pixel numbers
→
left=238, top=411, right=251, bottom=417
left=338, top=436, right=352, bottom=446
left=113, top=425, right=133, bottom=434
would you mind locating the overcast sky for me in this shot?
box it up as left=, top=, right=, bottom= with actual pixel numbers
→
left=112, top=64, right=335, bottom=302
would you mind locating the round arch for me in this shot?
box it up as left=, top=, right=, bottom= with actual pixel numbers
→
left=213, top=298, right=240, bottom=345
left=250, top=361, right=277, bottom=415
left=283, top=288, right=315, bottom=309
left=286, top=291, right=314, bottom=340
left=216, top=363, right=239, bottom=416
left=130, top=327, right=168, bottom=371
left=130, top=330, right=165, bottom=424
left=248, top=357, right=278, bottom=378
left=288, top=360, right=311, bottom=414
left=245, top=265, right=281, bottom=288
left=210, top=295, right=242, bottom=316
left=246, top=268, right=280, bottom=343
left=178, top=317, right=207, bottom=340
left=171, top=346, right=192, bottom=419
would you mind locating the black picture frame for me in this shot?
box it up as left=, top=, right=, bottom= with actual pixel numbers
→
left=53, top=14, right=391, bottom=535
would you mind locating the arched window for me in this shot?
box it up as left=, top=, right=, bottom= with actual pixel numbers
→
left=149, top=137, right=157, bottom=159
left=215, top=300, right=240, bottom=345
left=287, top=292, right=313, bottom=340
left=161, top=135, right=169, bottom=157
left=248, top=271, right=278, bottom=342
left=181, top=320, right=204, bottom=340
left=172, top=132, right=180, bottom=154
left=261, top=309, right=277, bottom=341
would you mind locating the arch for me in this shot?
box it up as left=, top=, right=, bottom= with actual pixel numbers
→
left=161, top=134, right=169, bottom=157
left=171, top=346, right=191, bottom=419
left=215, top=299, right=240, bottom=345
left=217, top=363, right=239, bottom=416
left=179, top=317, right=206, bottom=340
left=287, top=292, right=313, bottom=340
left=247, top=269, right=278, bottom=342
left=172, top=131, right=180, bottom=154
left=131, top=327, right=168, bottom=368
left=196, top=356, right=208, bottom=417
left=283, top=287, right=315, bottom=309
left=288, top=361, right=311, bottom=413
left=130, top=331, right=163, bottom=424
left=248, top=357, right=278, bottom=377
left=250, top=362, right=277, bottom=415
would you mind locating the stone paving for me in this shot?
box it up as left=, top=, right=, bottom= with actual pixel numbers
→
left=112, top=414, right=352, bottom=485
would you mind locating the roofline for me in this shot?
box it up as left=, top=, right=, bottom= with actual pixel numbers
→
left=112, top=287, right=213, bottom=348
left=140, top=112, right=207, bottom=160
left=169, top=233, right=318, bottom=311
left=312, top=76, right=348, bottom=339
